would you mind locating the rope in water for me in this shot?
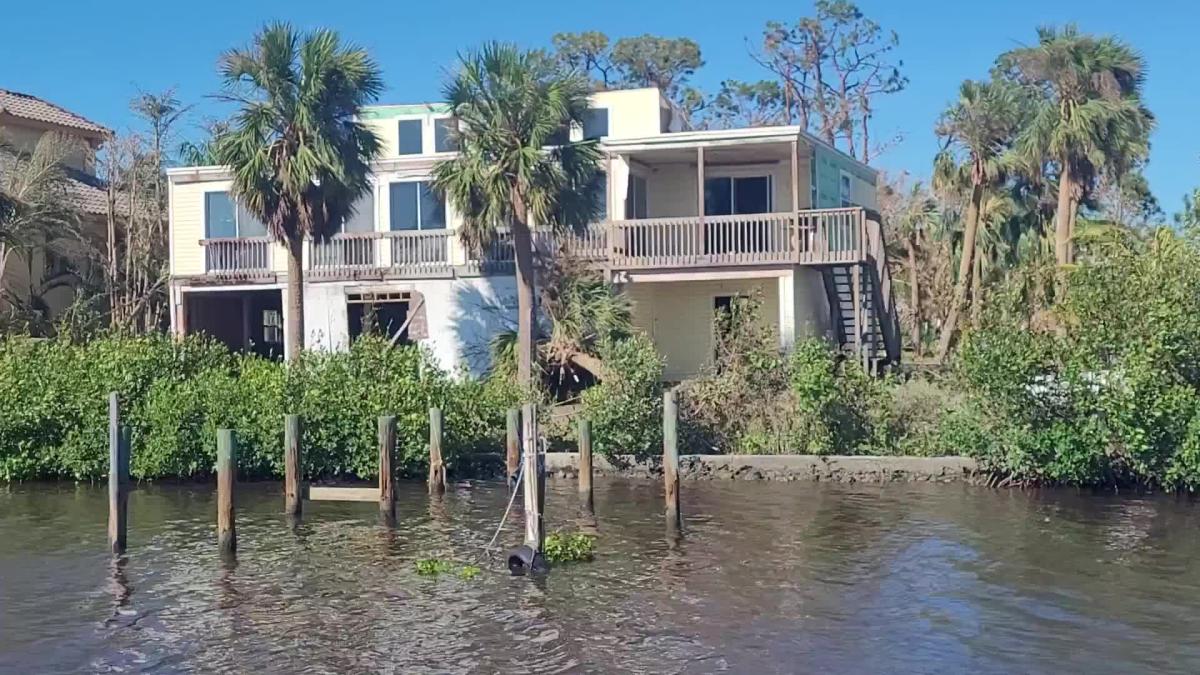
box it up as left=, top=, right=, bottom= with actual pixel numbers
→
left=482, top=447, right=525, bottom=554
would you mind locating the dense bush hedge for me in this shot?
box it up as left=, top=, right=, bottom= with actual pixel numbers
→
left=0, top=334, right=516, bottom=481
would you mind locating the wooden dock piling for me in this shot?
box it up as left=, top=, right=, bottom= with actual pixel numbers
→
left=284, top=414, right=302, bottom=517
left=216, top=429, right=237, bottom=553
left=107, top=392, right=129, bottom=555
left=428, top=407, right=446, bottom=494
left=378, top=415, right=396, bottom=519
left=578, top=418, right=594, bottom=513
left=505, top=408, right=520, bottom=484
left=663, top=390, right=681, bottom=530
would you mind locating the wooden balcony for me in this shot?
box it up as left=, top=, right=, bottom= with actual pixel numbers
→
left=196, top=208, right=871, bottom=281
left=200, top=237, right=272, bottom=279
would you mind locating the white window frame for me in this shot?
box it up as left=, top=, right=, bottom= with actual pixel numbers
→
left=703, top=172, right=775, bottom=215
left=431, top=115, right=458, bottom=154
left=840, top=170, right=854, bottom=208
left=396, top=116, right=425, bottom=156
left=202, top=189, right=263, bottom=239
left=387, top=180, right=445, bottom=231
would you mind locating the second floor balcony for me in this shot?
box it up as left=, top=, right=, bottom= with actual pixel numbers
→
left=194, top=206, right=871, bottom=280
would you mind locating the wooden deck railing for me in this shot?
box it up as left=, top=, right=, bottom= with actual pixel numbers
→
left=310, top=231, right=452, bottom=277
left=200, top=237, right=271, bottom=276
left=198, top=208, right=869, bottom=278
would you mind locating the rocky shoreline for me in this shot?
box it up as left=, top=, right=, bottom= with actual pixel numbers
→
left=544, top=453, right=981, bottom=483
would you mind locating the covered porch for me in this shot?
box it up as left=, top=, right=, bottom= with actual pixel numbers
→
left=177, top=287, right=285, bottom=360
left=602, top=128, right=863, bottom=273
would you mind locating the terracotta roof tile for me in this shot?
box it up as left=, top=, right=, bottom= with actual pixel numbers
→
left=0, top=89, right=110, bottom=137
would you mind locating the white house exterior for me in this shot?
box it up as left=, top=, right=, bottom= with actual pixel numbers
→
left=166, top=87, right=899, bottom=378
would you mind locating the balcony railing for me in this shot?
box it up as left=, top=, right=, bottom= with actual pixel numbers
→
left=196, top=208, right=869, bottom=279
left=311, top=230, right=452, bottom=277
left=200, top=237, right=271, bottom=277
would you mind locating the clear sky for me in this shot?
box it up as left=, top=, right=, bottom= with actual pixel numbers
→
left=1, top=0, right=1194, bottom=213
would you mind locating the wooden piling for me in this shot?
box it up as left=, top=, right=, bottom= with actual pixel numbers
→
left=378, top=415, right=396, bottom=518
left=284, top=414, right=302, bottom=517
left=505, top=408, right=520, bottom=484
left=216, top=429, right=237, bottom=553
left=578, top=418, right=594, bottom=512
left=521, top=403, right=543, bottom=551
left=663, top=390, right=681, bottom=530
left=107, top=392, right=129, bottom=555
left=428, top=407, right=446, bottom=494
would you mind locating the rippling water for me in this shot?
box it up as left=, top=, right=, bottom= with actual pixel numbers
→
left=3, top=479, right=1200, bottom=673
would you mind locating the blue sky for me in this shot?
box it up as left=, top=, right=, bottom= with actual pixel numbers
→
left=2, top=0, right=1194, bottom=213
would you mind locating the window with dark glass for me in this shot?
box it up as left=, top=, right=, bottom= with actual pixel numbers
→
left=343, top=191, right=375, bottom=233
left=397, top=119, right=423, bottom=155
left=582, top=108, right=609, bottom=140
left=390, top=181, right=445, bottom=230
left=206, top=191, right=265, bottom=237
left=625, top=175, right=648, bottom=219
left=434, top=118, right=458, bottom=152
left=840, top=173, right=854, bottom=207
left=545, top=125, right=570, bottom=147
left=704, top=176, right=772, bottom=215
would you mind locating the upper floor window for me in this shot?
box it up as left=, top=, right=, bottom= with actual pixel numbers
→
left=704, top=176, right=772, bottom=216
left=625, top=175, right=648, bottom=220
left=434, top=118, right=458, bottom=153
left=582, top=108, right=609, bottom=140
left=205, top=191, right=266, bottom=238
left=397, top=119, right=423, bottom=155
left=389, top=181, right=445, bottom=231
left=840, top=173, right=853, bottom=207
left=343, top=191, right=375, bottom=233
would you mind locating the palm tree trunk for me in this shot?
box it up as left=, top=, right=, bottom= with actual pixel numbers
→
left=970, top=243, right=982, bottom=326
left=511, top=217, right=537, bottom=391
left=1055, top=159, right=1073, bottom=267
left=936, top=182, right=982, bottom=362
left=286, top=235, right=304, bottom=362
left=905, top=235, right=921, bottom=355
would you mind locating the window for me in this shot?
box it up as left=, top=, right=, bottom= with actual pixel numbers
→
left=625, top=175, right=648, bottom=219
left=582, top=108, right=609, bottom=140
left=596, top=173, right=607, bottom=221
left=434, top=118, right=458, bottom=153
left=343, top=191, right=375, bottom=233
left=205, top=191, right=265, bottom=238
left=810, top=155, right=818, bottom=207
left=389, top=181, right=445, bottom=231
left=704, top=176, right=772, bottom=216
left=840, top=172, right=853, bottom=207
left=545, top=125, right=570, bottom=147
left=262, top=309, right=283, bottom=345
left=398, top=119, right=423, bottom=155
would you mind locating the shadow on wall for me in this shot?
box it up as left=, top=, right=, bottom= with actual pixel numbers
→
left=453, top=278, right=518, bottom=377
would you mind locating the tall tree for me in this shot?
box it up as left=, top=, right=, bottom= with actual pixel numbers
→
left=880, top=177, right=939, bottom=354
left=709, top=80, right=785, bottom=128
left=551, top=32, right=615, bottom=88
left=999, top=25, right=1153, bottom=267
left=933, top=80, right=1021, bottom=361
left=755, top=0, right=906, bottom=161
left=432, top=43, right=601, bottom=391
left=216, top=23, right=382, bottom=361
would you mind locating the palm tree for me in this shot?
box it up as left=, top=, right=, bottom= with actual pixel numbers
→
left=432, top=43, right=601, bottom=391
left=216, top=23, right=382, bottom=360
left=933, top=79, right=1021, bottom=361
left=891, top=181, right=939, bottom=354
left=1001, top=25, right=1153, bottom=267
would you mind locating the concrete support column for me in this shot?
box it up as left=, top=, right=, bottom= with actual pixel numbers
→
left=777, top=271, right=796, bottom=351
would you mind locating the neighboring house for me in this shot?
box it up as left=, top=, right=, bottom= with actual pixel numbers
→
left=0, top=89, right=111, bottom=318
left=166, top=87, right=899, bottom=377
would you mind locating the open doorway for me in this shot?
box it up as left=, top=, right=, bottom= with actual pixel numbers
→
left=185, top=288, right=284, bottom=359
left=346, top=291, right=425, bottom=345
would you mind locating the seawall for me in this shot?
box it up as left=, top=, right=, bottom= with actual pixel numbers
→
left=544, top=453, right=980, bottom=483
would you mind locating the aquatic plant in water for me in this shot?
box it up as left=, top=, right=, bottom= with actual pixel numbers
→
left=543, top=532, right=596, bottom=563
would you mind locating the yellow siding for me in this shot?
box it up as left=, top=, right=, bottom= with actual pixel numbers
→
left=171, top=179, right=224, bottom=276
left=591, top=88, right=666, bottom=138
left=627, top=278, right=780, bottom=381
left=644, top=161, right=799, bottom=218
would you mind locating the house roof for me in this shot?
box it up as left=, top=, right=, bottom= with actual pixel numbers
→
left=0, top=89, right=110, bottom=139
left=63, top=167, right=109, bottom=216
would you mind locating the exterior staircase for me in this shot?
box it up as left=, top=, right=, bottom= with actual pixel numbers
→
left=821, top=213, right=901, bottom=371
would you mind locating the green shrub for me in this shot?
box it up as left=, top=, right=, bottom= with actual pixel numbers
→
left=580, top=334, right=663, bottom=460
left=543, top=531, right=596, bottom=563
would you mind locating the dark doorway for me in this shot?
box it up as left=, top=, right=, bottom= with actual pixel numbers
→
left=347, top=291, right=417, bottom=344
left=185, top=289, right=284, bottom=360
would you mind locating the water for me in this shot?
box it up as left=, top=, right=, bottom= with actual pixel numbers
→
left=2, top=479, right=1200, bottom=674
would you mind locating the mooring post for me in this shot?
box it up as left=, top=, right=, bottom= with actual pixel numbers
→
left=521, top=402, right=543, bottom=551
left=505, top=408, right=520, bottom=485
left=284, top=414, right=302, bottom=517
left=216, top=429, right=237, bottom=553
left=663, top=390, right=681, bottom=530
left=107, top=392, right=129, bottom=555
left=428, top=407, right=446, bottom=494
left=578, top=418, right=594, bottom=513
left=378, top=415, right=396, bottom=519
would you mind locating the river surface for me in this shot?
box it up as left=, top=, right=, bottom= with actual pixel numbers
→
left=2, top=479, right=1200, bottom=674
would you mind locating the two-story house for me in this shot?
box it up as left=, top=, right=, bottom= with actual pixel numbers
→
left=166, top=87, right=899, bottom=377
left=0, top=89, right=111, bottom=319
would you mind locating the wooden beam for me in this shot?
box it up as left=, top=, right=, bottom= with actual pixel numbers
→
left=521, top=402, right=543, bottom=551
left=663, top=390, right=681, bottom=531
left=216, top=429, right=237, bottom=554
left=107, top=392, right=129, bottom=555
left=505, top=408, right=520, bottom=485
left=308, top=486, right=381, bottom=502
left=578, top=418, right=594, bottom=513
left=284, top=414, right=302, bottom=517
left=790, top=138, right=801, bottom=261
left=428, top=407, right=446, bottom=494
left=378, top=416, right=396, bottom=519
